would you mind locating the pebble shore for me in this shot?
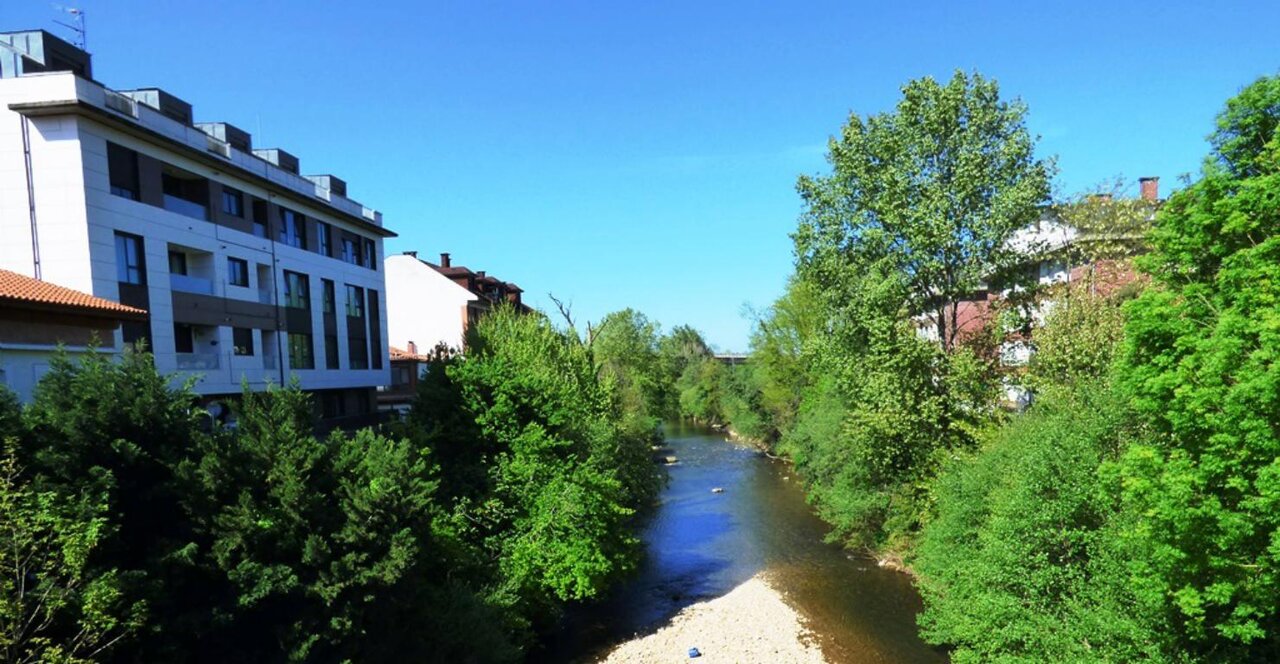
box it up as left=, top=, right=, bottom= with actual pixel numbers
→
left=598, top=574, right=827, bottom=663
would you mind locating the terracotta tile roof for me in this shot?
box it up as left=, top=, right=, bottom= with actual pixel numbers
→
left=389, top=346, right=430, bottom=362
left=0, top=269, right=147, bottom=319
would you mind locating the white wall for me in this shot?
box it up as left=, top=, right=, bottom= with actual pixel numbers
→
left=385, top=254, right=476, bottom=353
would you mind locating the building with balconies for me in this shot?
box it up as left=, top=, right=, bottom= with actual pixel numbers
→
left=0, top=30, right=394, bottom=425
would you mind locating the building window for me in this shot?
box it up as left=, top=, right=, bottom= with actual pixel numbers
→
left=228, top=257, right=249, bottom=287
left=364, top=239, right=376, bottom=270
left=279, top=208, right=306, bottom=248
left=168, top=250, right=188, bottom=276
left=392, top=365, right=411, bottom=387
left=321, top=391, right=345, bottom=419
left=107, top=142, right=139, bottom=201
left=322, top=279, right=336, bottom=314
left=221, top=187, right=244, bottom=217
left=348, top=336, right=368, bottom=370
left=283, top=271, right=310, bottom=309
left=341, top=237, right=358, bottom=265
left=345, top=285, right=364, bottom=318
left=233, top=327, right=254, bottom=356
left=174, top=323, right=194, bottom=354
left=368, top=288, right=383, bottom=370
left=161, top=168, right=210, bottom=221
left=288, top=332, right=314, bottom=370
left=122, top=320, right=151, bottom=348
left=325, top=334, right=340, bottom=369
left=114, top=232, right=145, bottom=284
left=317, top=222, right=332, bottom=257
left=252, top=200, right=268, bottom=238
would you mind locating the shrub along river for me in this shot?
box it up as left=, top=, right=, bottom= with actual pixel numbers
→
left=541, top=421, right=946, bottom=662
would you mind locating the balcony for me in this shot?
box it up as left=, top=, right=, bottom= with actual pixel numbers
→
left=263, top=354, right=279, bottom=370
left=170, top=273, right=214, bottom=295
left=162, top=194, right=209, bottom=221
left=176, top=353, right=220, bottom=370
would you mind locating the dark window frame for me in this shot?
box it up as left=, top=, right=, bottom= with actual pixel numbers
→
left=221, top=187, right=245, bottom=217
left=114, top=232, right=145, bottom=284
left=233, top=327, right=255, bottom=356
left=107, top=142, right=140, bottom=201
left=283, top=270, right=310, bottom=310
left=288, top=332, right=314, bottom=370
left=279, top=208, right=306, bottom=248
left=227, top=257, right=249, bottom=287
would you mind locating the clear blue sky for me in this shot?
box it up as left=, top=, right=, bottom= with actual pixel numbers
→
left=10, top=1, right=1279, bottom=349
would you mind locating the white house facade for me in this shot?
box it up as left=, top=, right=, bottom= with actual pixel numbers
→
left=385, top=253, right=478, bottom=354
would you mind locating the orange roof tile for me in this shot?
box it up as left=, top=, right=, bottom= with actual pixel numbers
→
left=0, top=269, right=147, bottom=319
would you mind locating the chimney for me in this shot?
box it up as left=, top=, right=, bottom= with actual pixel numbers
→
left=403, top=250, right=417, bottom=258
left=476, top=271, right=486, bottom=279
left=1139, top=176, right=1159, bottom=202
left=1087, top=193, right=1113, bottom=204
left=407, top=340, right=417, bottom=355
left=440, top=252, right=451, bottom=268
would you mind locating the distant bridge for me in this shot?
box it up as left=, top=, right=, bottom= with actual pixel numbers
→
left=713, top=353, right=749, bottom=366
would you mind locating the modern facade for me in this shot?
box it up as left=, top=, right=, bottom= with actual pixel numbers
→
left=0, top=267, right=147, bottom=402
left=0, top=30, right=394, bottom=423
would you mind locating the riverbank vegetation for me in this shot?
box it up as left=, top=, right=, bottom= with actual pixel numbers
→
left=0, top=307, right=659, bottom=662
left=689, top=72, right=1280, bottom=661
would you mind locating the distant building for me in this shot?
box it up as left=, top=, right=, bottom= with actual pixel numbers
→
left=385, top=252, right=528, bottom=354
left=0, top=268, right=147, bottom=402
left=0, top=30, right=393, bottom=425
left=378, top=343, right=434, bottom=417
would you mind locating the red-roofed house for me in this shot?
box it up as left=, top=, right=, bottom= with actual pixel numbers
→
left=0, top=268, right=147, bottom=402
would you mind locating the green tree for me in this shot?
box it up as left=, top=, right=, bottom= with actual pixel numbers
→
left=0, top=440, right=138, bottom=664
left=745, top=278, right=824, bottom=441
left=915, top=385, right=1172, bottom=663
left=591, top=308, right=666, bottom=421
left=1116, top=74, right=1280, bottom=660
left=411, top=307, right=658, bottom=646
left=1025, top=284, right=1130, bottom=392
left=795, top=70, right=1052, bottom=352
left=181, top=385, right=447, bottom=662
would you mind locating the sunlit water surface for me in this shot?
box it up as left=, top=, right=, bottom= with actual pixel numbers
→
left=539, top=422, right=946, bottom=663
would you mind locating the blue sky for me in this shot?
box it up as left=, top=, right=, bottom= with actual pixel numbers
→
left=9, top=1, right=1280, bottom=349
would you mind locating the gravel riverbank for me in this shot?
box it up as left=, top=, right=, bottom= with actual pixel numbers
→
left=597, top=574, right=827, bottom=663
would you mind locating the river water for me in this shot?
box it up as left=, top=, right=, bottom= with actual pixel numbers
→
left=543, top=421, right=946, bottom=663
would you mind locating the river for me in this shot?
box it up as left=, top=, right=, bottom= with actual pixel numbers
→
left=541, top=421, right=946, bottom=663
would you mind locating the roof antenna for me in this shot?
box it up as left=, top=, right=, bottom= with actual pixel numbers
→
left=52, top=5, right=87, bottom=51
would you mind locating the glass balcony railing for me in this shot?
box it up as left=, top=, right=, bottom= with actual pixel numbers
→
left=170, top=273, right=214, bottom=295
left=162, top=194, right=209, bottom=221
left=176, top=353, right=220, bottom=370
left=263, top=355, right=279, bottom=370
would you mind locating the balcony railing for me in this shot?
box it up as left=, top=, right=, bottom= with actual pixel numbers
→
left=263, top=354, right=279, bottom=370
left=162, top=194, right=209, bottom=221
left=170, top=273, right=214, bottom=295
left=176, top=353, right=220, bottom=370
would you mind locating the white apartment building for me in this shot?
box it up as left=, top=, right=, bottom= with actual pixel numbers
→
left=0, top=30, right=393, bottom=425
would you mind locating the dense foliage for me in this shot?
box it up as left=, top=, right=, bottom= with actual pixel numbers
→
left=702, top=72, right=1280, bottom=661
left=0, top=305, right=661, bottom=662
left=1113, top=74, right=1280, bottom=660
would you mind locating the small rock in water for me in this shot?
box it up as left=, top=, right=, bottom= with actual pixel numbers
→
left=663, top=456, right=679, bottom=465
left=711, top=487, right=724, bottom=494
